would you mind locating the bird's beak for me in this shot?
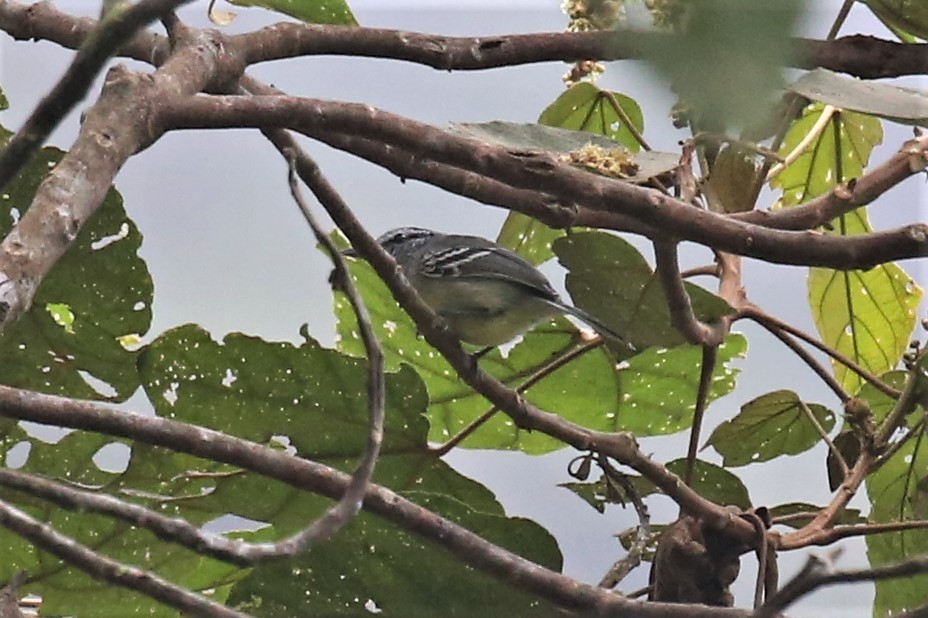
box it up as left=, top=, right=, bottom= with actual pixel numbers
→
left=341, top=246, right=358, bottom=258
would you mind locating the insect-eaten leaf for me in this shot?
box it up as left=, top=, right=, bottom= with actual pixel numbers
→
left=706, top=390, right=836, bottom=467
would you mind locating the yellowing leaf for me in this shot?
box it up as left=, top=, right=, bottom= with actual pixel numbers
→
left=771, top=104, right=922, bottom=394
left=770, top=104, right=882, bottom=206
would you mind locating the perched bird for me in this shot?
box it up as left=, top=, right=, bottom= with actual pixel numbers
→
left=344, top=227, right=631, bottom=349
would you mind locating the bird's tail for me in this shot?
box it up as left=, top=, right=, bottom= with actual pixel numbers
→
left=555, top=301, right=636, bottom=352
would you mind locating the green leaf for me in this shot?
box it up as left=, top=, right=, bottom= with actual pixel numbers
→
left=538, top=83, right=645, bottom=152
left=789, top=68, right=928, bottom=127
left=0, top=141, right=151, bottom=401
left=0, top=86, right=8, bottom=111
left=554, top=231, right=734, bottom=350
left=138, top=324, right=429, bottom=456
left=808, top=253, right=922, bottom=395
left=634, top=459, right=751, bottom=509
left=707, top=390, right=836, bottom=466
left=227, top=494, right=562, bottom=617
left=866, top=421, right=928, bottom=615
left=611, top=335, right=745, bottom=437
left=634, top=0, right=802, bottom=129
left=771, top=104, right=922, bottom=395
left=496, top=213, right=564, bottom=267
left=227, top=0, right=357, bottom=25
left=863, top=0, right=928, bottom=39
left=766, top=502, right=864, bottom=529
left=770, top=103, right=883, bottom=207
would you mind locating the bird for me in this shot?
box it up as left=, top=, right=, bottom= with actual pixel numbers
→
left=343, top=227, right=632, bottom=350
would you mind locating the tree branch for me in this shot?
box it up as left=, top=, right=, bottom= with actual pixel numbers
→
left=0, top=19, right=244, bottom=335
left=0, top=0, right=194, bottom=194
left=0, top=497, right=253, bottom=618
left=157, top=95, right=928, bottom=269
left=281, top=153, right=385, bottom=551
left=755, top=551, right=928, bottom=617
left=0, top=385, right=755, bottom=618
left=232, top=23, right=928, bottom=79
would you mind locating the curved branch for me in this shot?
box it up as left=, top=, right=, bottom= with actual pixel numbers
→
left=156, top=94, right=928, bottom=269
left=0, top=497, right=252, bottom=618
left=740, top=304, right=900, bottom=399
left=0, top=0, right=193, bottom=194
left=282, top=153, right=385, bottom=551
left=0, top=385, right=752, bottom=618
left=0, top=24, right=245, bottom=335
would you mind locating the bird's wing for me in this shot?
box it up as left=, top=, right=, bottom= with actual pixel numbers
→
left=419, top=238, right=559, bottom=301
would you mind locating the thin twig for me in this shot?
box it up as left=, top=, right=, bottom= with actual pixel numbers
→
left=741, top=305, right=899, bottom=398
left=685, top=346, right=717, bottom=486
left=755, top=550, right=928, bottom=617
left=799, top=399, right=848, bottom=478
left=826, top=0, right=856, bottom=40
left=602, top=90, right=651, bottom=152
left=282, top=152, right=385, bottom=550
left=680, top=265, right=720, bottom=279
left=430, top=339, right=602, bottom=456
left=597, top=455, right=651, bottom=589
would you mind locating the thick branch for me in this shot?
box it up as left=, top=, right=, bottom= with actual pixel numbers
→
left=0, top=385, right=754, bottom=618
left=0, top=23, right=245, bottom=334
left=157, top=95, right=928, bottom=269
left=0, top=0, right=193, bottom=194
left=0, top=498, right=252, bottom=618
left=233, top=23, right=928, bottom=79
left=3, top=2, right=926, bottom=80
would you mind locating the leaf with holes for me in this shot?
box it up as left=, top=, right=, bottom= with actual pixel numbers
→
left=0, top=138, right=151, bottom=401
left=555, top=231, right=734, bottom=350
left=227, top=493, right=562, bottom=616
left=771, top=103, right=921, bottom=394
left=707, top=390, right=836, bottom=466
left=634, top=459, right=751, bottom=509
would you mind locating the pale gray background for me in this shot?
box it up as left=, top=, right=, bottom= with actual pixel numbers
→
left=1, top=1, right=926, bottom=616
